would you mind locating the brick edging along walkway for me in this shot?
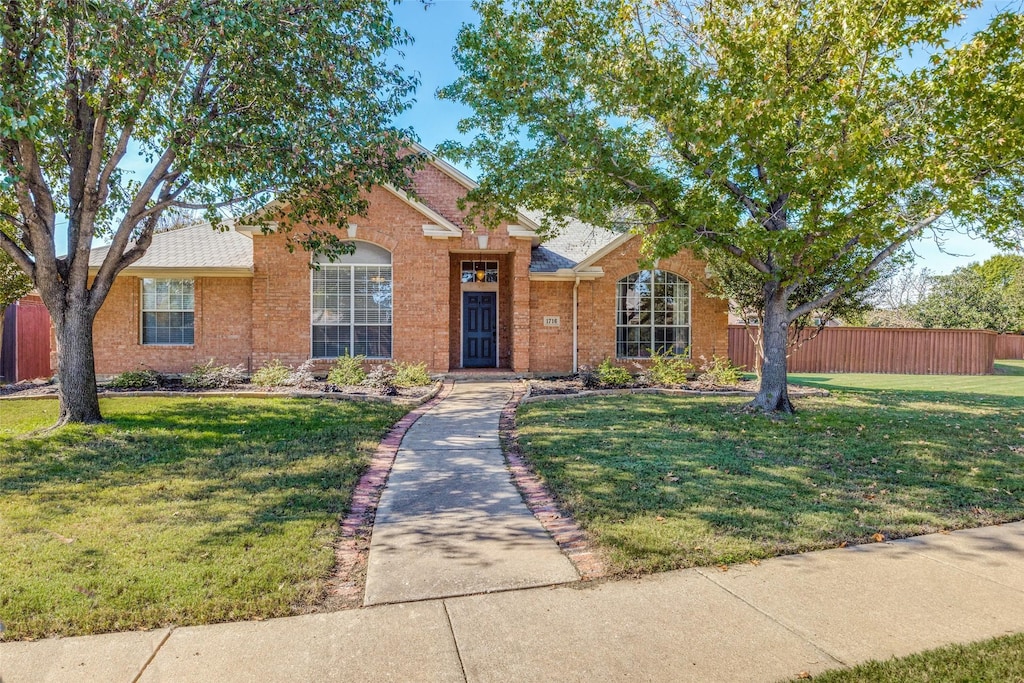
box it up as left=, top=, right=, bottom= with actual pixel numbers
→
left=499, top=382, right=608, bottom=580
left=326, top=381, right=456, bottom=606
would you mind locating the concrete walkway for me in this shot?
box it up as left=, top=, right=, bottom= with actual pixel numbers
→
left=4, top=522, right=1024, bottom=682
left=363, top=381, right=579, bottom=605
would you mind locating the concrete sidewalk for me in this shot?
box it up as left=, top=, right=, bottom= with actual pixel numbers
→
left=4, top=521, right=1024, bottom=682
left=363, top=381, right=579, bottom=605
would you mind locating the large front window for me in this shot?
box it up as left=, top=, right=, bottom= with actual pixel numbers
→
left=311, top=243, right=392, bottom=358
left=616, top=270, right=690, bottom=358
left=141, top=278, right=194, bottom=345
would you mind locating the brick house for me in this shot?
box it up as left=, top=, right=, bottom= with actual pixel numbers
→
left=87, top=152, right=727, bottom=377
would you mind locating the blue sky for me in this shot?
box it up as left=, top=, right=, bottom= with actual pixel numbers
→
left=78, top=0, right=1015, bottom=273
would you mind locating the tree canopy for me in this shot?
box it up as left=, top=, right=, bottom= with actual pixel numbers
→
left=1, top=0, right=419, bottom=423
left=440, top=0, right=1024, bottom=412
left=912, top=255, right=1024, bottom=333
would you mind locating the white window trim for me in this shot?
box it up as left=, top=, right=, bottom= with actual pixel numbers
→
left=140, top=278, right=195, bottom=347
left=615, top=270, right=692, bottom=359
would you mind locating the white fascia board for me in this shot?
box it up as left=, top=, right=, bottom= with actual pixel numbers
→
left=529, top=266, right=604, bottom=281
left=88, top=266, right=254, bottom=278
left=507, top=224, right=541, bottom=247
left=573, top=232, right=635, bottom=270
left=235, top=221, right=278, bottom=234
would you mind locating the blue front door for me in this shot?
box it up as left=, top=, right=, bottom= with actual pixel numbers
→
left=463, top=292, right=497, bottom=368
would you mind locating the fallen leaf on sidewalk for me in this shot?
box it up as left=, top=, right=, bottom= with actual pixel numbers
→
left=796, top=672, right=812, bottom=680
left=838, top=541, right=848, bottom=548
left=872, top=532, right=886, bottom=543
left=716, top=564, right=729, bottom=572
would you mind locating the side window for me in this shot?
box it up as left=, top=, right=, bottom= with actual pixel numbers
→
left=141, top=278, right=194, bottom=345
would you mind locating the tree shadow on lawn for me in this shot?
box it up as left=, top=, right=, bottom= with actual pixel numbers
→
left=0, top=398, right=406, bottom=638
left=517, top=392, right=1024, bottom=573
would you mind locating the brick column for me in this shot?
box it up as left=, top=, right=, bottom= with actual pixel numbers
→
left=512, top=240, right=531, bottom=372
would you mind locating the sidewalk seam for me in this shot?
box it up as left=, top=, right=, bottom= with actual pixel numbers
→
left=442, top=600, right=469, bottom=683
left=898, top=542, right=1024, bottom=595
left=694, top=569, right=849, bottom=669
left=130, top=626, right=174, bottom=683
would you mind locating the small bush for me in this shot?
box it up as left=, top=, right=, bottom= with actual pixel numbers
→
left=647, top=350, right=695, bottom=386
left=392, top=361, right=432, bottom=387
left=597, top=358, right=632, bottom=387
left=697, top=354, right=743, bottom=386
left=250, top=360, right=292, bottom=387
left=362, top=364, right=396, bottom=395
left=108, top=369, right=162, bottom=389
left=182, top=360, right=246, bottom=389
left=252, top=359, right=317, bottom=388
left=578, top=365, right=601, bottom=389
left=327, top=355, right=366, bottom=386
left=286, top=359, right=317, bottom=388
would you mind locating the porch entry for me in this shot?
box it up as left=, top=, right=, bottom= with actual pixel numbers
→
left=463, top=291, right=497, bottom=368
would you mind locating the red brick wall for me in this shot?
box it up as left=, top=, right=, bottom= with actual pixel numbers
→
left=92, top=276, right=253, bottom=376
left=576, top=239, right=728, bottom=370
left=528, top=281, right=575, bottom=373
left=87, top=167, right=726, bottom=377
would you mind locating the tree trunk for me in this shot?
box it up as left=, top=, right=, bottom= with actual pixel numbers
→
left=748, top=282, right=794, bottom=414
left=54, top=306, right=103, bottom=425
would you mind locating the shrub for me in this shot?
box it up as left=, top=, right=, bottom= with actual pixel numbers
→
left=697, top=354, right=743, bottom=386
left=362, top=364, right=396, bottom=395
left=250, top=360, right=292, bottom=387
left=182, top=360, right=246, bottom=389
left=597, top=358, right=632, bottom=387
left=327, top=355, right=366, bottom=386
left=108, top=369, right=162, bottom=389
left=286, top=359, right=317, bottom=388
left=578, top=364, right=601, bottom=389
left=392, top=361, right=432, bottom=387
left=647, top=350, right=695, bottom=386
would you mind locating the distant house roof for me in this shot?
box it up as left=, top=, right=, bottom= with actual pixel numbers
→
left=89, top=222, right=253, bottom=274
left=525, top=214, right=624, bottom=273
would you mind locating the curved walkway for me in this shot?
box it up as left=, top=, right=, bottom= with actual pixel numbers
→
left=363, top=381, right=579, bottom=605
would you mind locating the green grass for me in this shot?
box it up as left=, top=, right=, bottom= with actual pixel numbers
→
left=0, top=396, right=406, bottom=640
left=516, top=370, right=1024, bottom=575
left=799, top=632, right=1024, bottom=682
left=787, top=360, right=1024, bottom=396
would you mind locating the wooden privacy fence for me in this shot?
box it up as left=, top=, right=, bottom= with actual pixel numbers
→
left=0, top=294, right=53, bottom=382
left=728, top=325, right=996, bottom=375
left=995, top=334, right=1024, bottom=360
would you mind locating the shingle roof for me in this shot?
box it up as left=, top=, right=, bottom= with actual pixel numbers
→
left=525, top=213, right=623, bottom=273
left=89, top=222, right=253, bottom=271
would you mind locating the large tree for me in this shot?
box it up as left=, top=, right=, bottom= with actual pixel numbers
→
left=1, top=1, right=419, bottom=424
left=440, top=0, right=1024, bottom=412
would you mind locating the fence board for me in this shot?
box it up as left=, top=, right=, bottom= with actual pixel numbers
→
left=995, top=334, right=1024, bottom=360
left=728, top=325, right=996, bottom=375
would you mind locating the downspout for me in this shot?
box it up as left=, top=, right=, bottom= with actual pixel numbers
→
left=572, top=276, right=580, bottom=373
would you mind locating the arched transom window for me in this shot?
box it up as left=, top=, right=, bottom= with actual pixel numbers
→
left=311, top=242, right=392, bottom=358
left=616, top=270, right=691, bottom=358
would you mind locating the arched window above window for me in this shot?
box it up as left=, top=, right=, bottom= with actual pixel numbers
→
left=616, top=270, right=691, bottom=358
left=311, top=242, right=392, bottom=359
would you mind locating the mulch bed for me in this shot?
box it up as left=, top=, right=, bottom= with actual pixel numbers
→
left=527, top=376, right=821, bottom=397
left=0, top=379, right=437, bottom=400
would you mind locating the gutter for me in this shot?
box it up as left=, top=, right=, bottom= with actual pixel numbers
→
left=573, top=276, right=580, bottom=374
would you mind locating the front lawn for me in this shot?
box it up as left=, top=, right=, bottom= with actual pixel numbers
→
left=799, top=632, right=1024, bottom=682
left=516, top=371, right=1024, bottom=574
left=0, top=396, right=406, bottom=640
